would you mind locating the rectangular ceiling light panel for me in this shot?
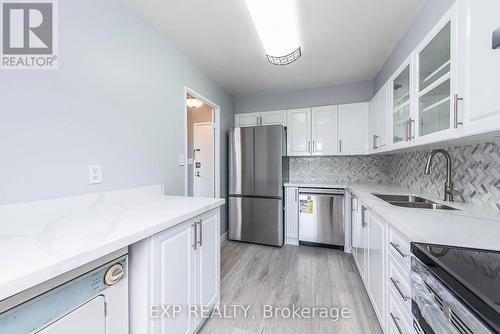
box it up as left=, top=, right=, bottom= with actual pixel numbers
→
left=244, top=0, right=301, bottom=65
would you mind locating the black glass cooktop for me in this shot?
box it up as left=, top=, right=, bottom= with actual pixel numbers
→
left=412, top=243, right=500, bottom=333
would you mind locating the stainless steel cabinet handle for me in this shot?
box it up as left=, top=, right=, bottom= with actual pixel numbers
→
left=339, top=139, right=342, bottom=153
left=390, top=242, right=409, bottom=258
left=454, top=94, right=464, bottom=128
left=406, top=118, right=414, bottom=142
left=390, top=277, right=410, bottom=301
left=192, top=222, right=198, bottom=250
left=390, top=313, right=404, bottom=334
left=361, top=206, right=367, bottom=228
left=307, top=141, right=311, bottom=154
left=373, top=135, right=379, bottom=150
left=312, top=140, right=315, bottom=153
left=295, top=188, right=298, bottom=202
left=197, top=219, right=203, bottom=247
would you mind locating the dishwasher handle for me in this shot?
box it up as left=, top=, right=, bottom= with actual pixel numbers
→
left=299, top=188, right=344, bottom=195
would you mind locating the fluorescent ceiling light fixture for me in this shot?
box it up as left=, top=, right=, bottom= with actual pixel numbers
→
left=244, top=0, right=301, bottom=65
left=187, top=96, right=203, bottom=109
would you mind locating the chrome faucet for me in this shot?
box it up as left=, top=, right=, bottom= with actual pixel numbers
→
left=424, top=149, right=457, bottom=202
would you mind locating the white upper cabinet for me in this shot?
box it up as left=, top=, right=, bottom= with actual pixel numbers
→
left=287, top=108, right=312, bottom=156
left=234, top=112, right=260, bottom=127
left=370, top=82, right=389, bottom=151
left=414, top=6, right=459, bottom=144
left=458, top=0, right=500, bottom=136
left=311, top=105, right=338, bottom=155
left=260, top=110, right=287, bottom=126
left=338, top=103, right=369, bottom=155
left=234, top=110, right=286, bottom=127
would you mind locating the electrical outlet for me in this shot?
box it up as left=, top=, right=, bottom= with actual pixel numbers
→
left=89, top=165, right=102, bottom=185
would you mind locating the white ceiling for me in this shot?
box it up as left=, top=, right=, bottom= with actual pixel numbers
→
left=124, top=0, right=425, bottom=97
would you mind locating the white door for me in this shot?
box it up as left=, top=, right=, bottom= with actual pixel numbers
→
left=38, top=296, right=106, bottom=334
left=234, top=113, right=260, bottom=127
left=311, top=105, right=338, bottom=155
left=287, top=108, right=311, bottom=156
left=338, top=103, right=369, bottom=155
left=151, top=221, right=195, bottom=334
left=375, top=83, right=389, bottom=149
left=367, top=211, right=386, bottom=329
left=459, top=0, right=500, bottom=135
left=414, top=7, right=458, bottom=145
left=193, top=210, right=220, bottom=329
left=193, top=123, right=214, bottom=198
left=260, top=110, right=287, bottom=126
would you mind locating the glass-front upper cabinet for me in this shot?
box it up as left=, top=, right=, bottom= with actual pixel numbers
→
left=392, top=64, right=411, bottom=144
left=416, top=20, right=454, bottom=138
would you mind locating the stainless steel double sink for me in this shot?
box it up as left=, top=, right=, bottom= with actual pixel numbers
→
left=372, top=194, right=459, bottom=211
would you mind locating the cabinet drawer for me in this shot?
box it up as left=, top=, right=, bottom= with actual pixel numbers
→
left=388, top=227, right=411, bottom=271
left=387, top=287, right=412, bottom=334
left=388, top=253, right=411, bottom=311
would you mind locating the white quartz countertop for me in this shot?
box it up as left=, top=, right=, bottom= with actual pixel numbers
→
left=0, top=186, right=224, bottom=301
left=285, top=181, right=500, bottom=251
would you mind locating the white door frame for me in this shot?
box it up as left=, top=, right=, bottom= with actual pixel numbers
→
left=184, top=87, right=221, bottom=198
left=192, top=122, right=215, bottom=197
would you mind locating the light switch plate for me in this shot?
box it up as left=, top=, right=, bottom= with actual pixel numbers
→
left=178, top=154, right=185, bottom=166
left=89, top=165, right=102, bottom=185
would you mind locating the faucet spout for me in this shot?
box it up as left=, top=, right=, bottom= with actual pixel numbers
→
left=423, top=149, right=456, bottom=202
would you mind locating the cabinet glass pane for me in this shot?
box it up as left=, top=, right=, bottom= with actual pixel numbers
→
left=392, top=65, right=410, bottom=144
left=419, top=79, right=451, bottom=136
left=419, top=22, right=451, bottom=92
left=393, top=105, right=410, bottom=143
left=393, top=66, right=410, bottom=109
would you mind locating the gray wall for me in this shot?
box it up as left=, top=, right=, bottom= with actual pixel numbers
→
left=235, top=80, right=373, bottom=113
left=373, top=0, right=455, bottom=92
left=0, top=0, right=234, bottom=232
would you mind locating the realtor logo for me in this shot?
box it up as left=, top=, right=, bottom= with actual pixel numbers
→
left=1, top=0, right=57, bottom=69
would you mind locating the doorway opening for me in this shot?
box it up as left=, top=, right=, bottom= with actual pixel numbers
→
left=185, top=89, right=220, bottom=198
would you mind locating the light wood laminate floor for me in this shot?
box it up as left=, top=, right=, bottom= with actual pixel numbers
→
left=199, top=241, right=383, bottom=334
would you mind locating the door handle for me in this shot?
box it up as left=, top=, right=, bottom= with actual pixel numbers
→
left=390, top=242, right=409, bottom=258
left=192, top=222, right=198, bottom=250
left=390, top=313, right=404, bottom=334
left=454, top=94, right=463, bottom=128
left=361, top=206, right=367, bottom=228
left=197, top=219, right=203, bottom=247
left=373, top=135, right=379, bottom=150
left=406, top=118, right=414, bottom=142
left=390, top=277, right=410, bottom=301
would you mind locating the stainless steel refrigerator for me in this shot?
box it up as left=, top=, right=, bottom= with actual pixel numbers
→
left=228, top=125, right=288, bottom=246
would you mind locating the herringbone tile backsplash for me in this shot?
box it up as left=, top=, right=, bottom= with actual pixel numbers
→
left=289, top=156, right=390, bottom=184
left=289, top=142, right=500, bottom=210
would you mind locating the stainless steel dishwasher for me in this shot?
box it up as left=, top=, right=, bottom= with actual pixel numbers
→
left=298, top=188, right=345, bottom=249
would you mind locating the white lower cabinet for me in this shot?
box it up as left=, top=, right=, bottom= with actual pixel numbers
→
left=348, top=193, right=413, bottom=334
left=367, top=210, right=386, bottom=330
left=285, top=187, right=299, bottom=245
left=129, top=208, right=220, bottom=334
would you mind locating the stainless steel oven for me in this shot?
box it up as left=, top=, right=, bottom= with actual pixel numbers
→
left=411, top=243, right=499, bottom=334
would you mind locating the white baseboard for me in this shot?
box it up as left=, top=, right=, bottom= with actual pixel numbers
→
left=220, top=231, right=228, bottom=241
